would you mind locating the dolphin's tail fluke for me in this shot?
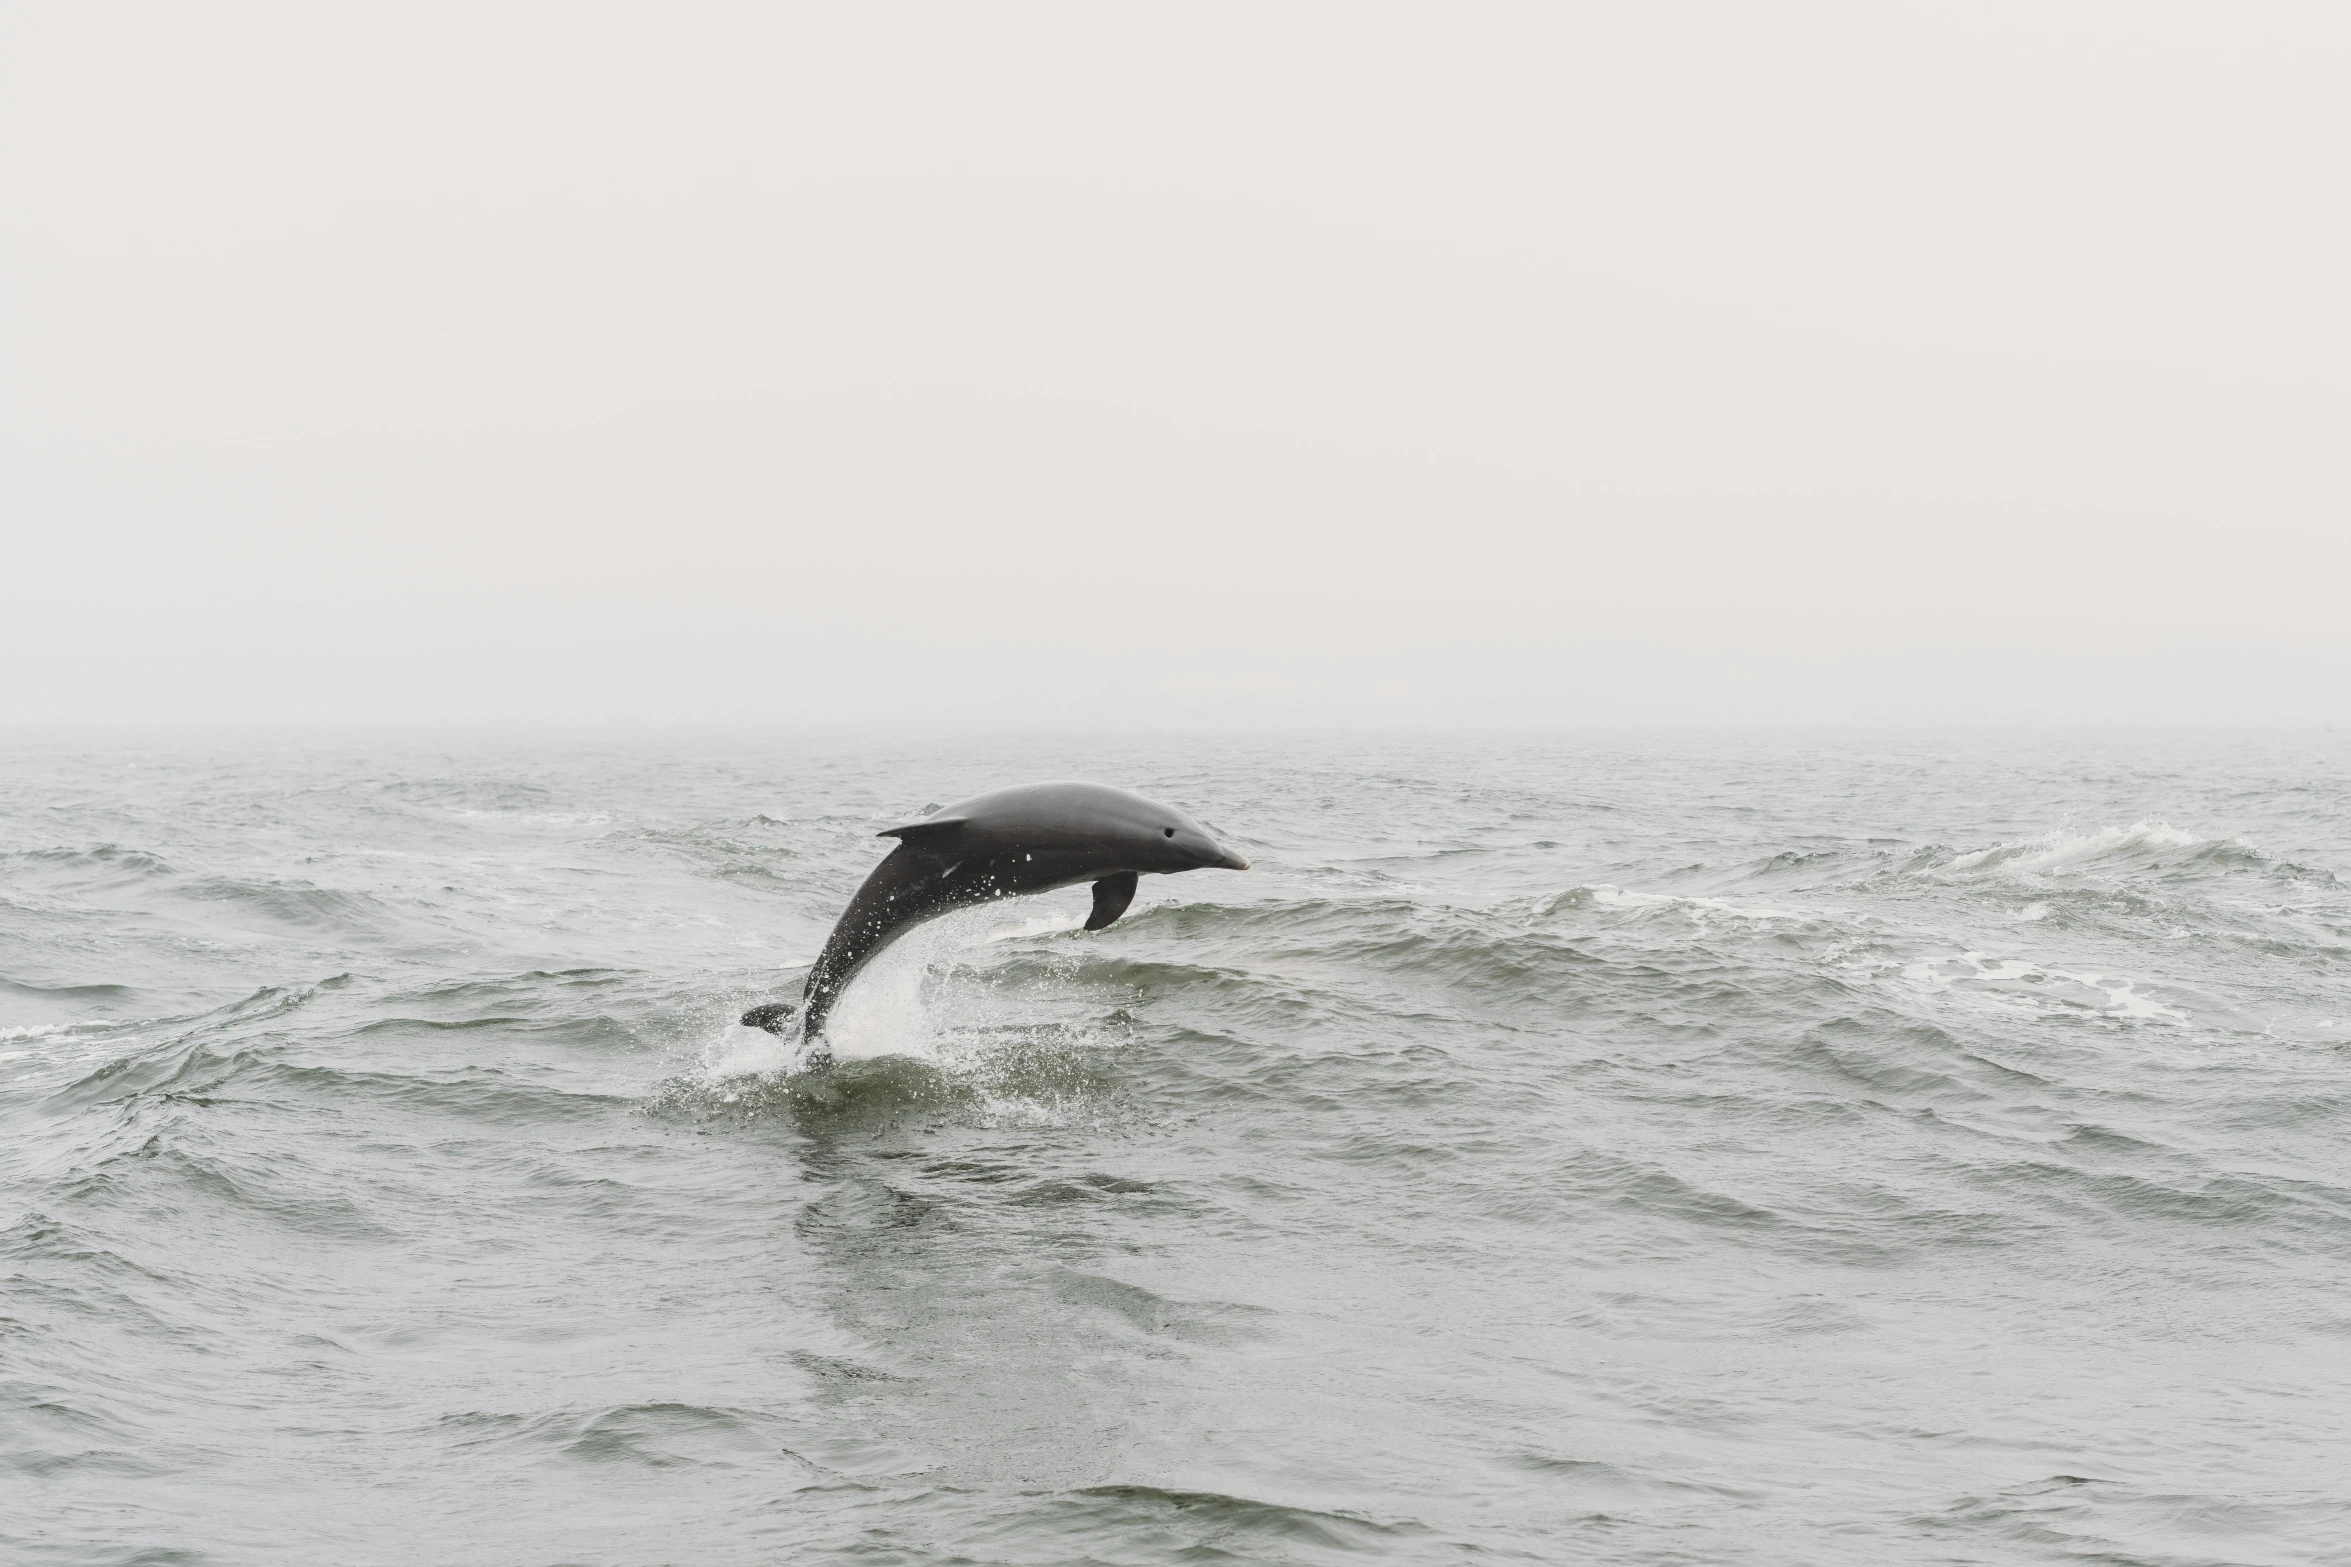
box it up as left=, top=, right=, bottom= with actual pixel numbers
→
left=740, top=999, right=836, bottom=1072
left=740, top=1000, right=797, bottom=1033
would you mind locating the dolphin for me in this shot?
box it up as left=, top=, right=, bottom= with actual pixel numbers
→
left=740, top=781, right=1250, bottom=1065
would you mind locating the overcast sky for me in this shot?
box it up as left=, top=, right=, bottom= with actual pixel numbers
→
left=4, top=2, right=2346, bottom=726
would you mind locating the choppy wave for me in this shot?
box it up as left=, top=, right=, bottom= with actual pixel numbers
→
left=6, top=731, right=2351, bottom=1564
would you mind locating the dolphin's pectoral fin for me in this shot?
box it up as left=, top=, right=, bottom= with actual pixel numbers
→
left=1085, top=872, right=1140, bottom=931
left=741, top=1001, right=798, bottom=1033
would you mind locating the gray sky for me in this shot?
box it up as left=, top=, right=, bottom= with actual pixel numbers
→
left=4, top=2, right=2346, bottom=726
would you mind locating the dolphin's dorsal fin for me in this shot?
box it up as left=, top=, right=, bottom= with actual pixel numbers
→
left=1085, top=872, right=1139, bottom=931
left=878, top=815, right=967, bottom=842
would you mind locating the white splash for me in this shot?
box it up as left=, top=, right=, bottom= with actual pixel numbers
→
left=700, top=893, right=1096, bottom=1081
left=700, top=1017, right=801, bottom=1082
left=1899, top=950, right=2189, bottom=1024
left=981, top=911, right=1086, bottom=944
left=1947, top=821, right=2204, bottom=877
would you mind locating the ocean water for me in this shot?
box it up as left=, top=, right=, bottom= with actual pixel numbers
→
left=4, top=728, right=2349, bottom=1566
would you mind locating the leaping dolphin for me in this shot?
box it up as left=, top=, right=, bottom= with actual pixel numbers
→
left=741, top=781, right=1250, bottom=1065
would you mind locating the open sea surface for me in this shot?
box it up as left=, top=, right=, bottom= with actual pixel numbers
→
left=4, top=728, right=2349, bottom=1566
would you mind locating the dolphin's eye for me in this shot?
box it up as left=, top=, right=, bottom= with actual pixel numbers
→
left=1163, top=827, right=1176, bottom=837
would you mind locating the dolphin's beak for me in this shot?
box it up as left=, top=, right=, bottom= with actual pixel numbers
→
left=1214, top=845, right=1252, bottom=871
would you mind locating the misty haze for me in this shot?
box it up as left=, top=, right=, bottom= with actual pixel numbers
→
left=5, top=6, right=2349, bottom=1565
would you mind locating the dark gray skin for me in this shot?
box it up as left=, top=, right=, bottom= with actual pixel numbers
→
left=741, top=782, right=1250, bottom=1066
